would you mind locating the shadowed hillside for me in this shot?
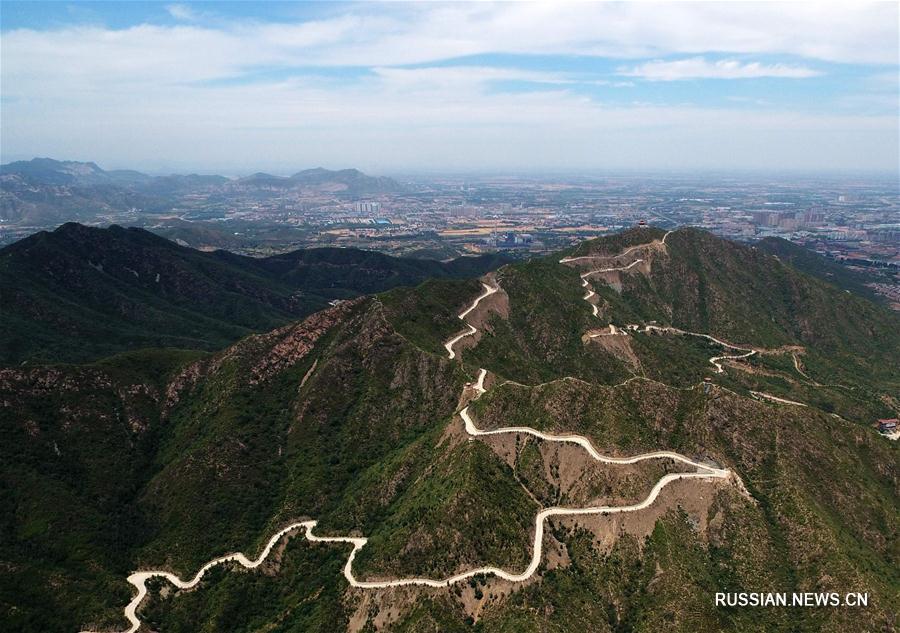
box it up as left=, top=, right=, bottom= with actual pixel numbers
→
left=0, top=223, right=507, bottom=364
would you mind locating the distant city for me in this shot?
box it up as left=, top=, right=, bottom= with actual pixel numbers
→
left=2, top=160, right=898, bottom=308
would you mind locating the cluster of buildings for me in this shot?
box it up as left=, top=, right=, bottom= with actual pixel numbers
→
left=8, top=172, right=894, bottom=303
left=353, top=201, right=381, bottom=214
left=485, top=232, right=534, bottom=249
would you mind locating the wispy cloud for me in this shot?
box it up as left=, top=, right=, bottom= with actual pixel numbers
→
left=3, top=63, right=894, bottom=172
left=368, top=66, right=634, bottom=92
left=0, top=2, right=896, bottom=172
left=165, top=4, right=200, bottom=22
left=4, top=2, right=895, bottom=75
left=619, top=58, right=821, bottom=81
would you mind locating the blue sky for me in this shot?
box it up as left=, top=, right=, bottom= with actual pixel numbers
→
left=1, top=1, right=897, bottom=174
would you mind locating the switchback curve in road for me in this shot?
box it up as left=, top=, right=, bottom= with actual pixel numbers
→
left=86, top=365, right=729, bottom=633
left=86, top=266, right=735, bottom=633
left=624, top=324, right=757, bottom=373
left=559, top=230, right=672, bottom=264
left=445, top=281, right=499, bottom=359
left=561, top=242, right=756, bottom=374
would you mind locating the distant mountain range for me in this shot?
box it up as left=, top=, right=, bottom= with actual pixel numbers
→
left=0, top=158, right=402, bottom=226
left=0, top=158, right=401, bottom=192
left=234, top=167, right=400, bottom=193
left=0, top=222, right=506, bottom=364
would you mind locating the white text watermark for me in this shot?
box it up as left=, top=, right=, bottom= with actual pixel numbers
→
left=715, top=592, right=869, bottom=607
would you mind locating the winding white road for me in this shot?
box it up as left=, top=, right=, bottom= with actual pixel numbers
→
left=89, top=365, right=729, bottom=633
left=625, top=324, right=757, bottom=373
left=83, top=235, right=893, bottom=631
left=559, top=230, right=672, bottom=264
left=563, top=237, right=863, bottom=420
left=573, top=259, right=645, bottom=320
left=444, top=282, right=499, bottom=359
left=581, top=258, right=644, bottom=279
left=749, top=391, right=807, bottom=407
left=83, top=522, right=317, bottom=633
left=444, top=324, right=478, bottom=360
left=581, top=279, right=599, bottom=317
left=88, top=264, right=738, bottom=633
left=572, top=274, right=756, bottom=374
left=463, top=371, right=725, bottom=475
left=561, top=231, right=672, bottom=322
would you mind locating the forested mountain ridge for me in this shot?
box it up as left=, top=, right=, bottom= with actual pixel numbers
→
left=755, top=235, right=888, bottom=304
left=1, top=227, right=897, bottom=633
left=0, top=222, right=506, bottom=364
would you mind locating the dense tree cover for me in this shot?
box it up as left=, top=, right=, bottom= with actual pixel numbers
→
left=0, top=223, right=507, bottom=364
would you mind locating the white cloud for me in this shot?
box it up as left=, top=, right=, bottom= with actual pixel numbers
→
left=2, top=2, right=897, bottom=86
left=165, top=4, right=199, bottom=22
left=0, top=2, right=897, bottom=172
left=619, top=57, right=821, bottom=81
left=726, top=96, right=773, bottom=106
left=2, top=64, right=895, bottom=173
left=303, top=2, right=896, bottom=66
left=368, top=66, right=626, bottom=92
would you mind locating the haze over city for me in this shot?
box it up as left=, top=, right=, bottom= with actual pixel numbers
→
left=2, top=1, right=898, bottom=174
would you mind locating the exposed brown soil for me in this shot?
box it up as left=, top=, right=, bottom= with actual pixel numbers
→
left=584, top=332, right=642, bottom=371
left=161, top=300, right=359, bottom=413
left=249, top=300, right=358, bottom=384
left=551, top=476, right=724, bottom=553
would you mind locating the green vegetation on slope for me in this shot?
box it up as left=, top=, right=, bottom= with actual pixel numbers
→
left=472, top=376, right=899, bottom=632
left=347, top=439, right=538, bottom=579
left=0, top=223, right=506, bottom=365
left=755, top=236, right=887, bottom=304
left=2, top=297, right=476, bottom=631
left=2, top=225, right=898, bottom=633
left=468, top=259, right=630, bottom=384
left=140, top=539, right=352, bottom=633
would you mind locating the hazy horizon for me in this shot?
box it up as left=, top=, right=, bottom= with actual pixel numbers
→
left=2, top=1, right=898, bottom=174
left=4, top=156, right=900, bottom=182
